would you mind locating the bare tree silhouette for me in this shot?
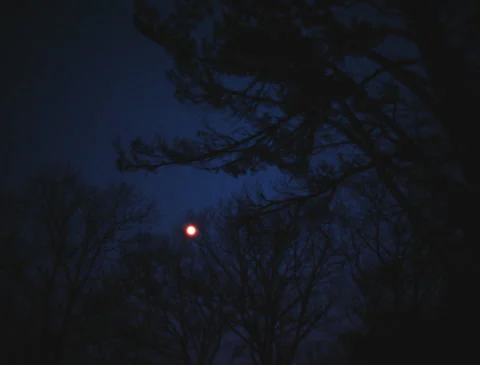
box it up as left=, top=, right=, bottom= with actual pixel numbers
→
left=116, top=0, right=479, bottom=360
left=183, top=193, right=345, bottom=365
left=0, top=165, right=155, bottom=365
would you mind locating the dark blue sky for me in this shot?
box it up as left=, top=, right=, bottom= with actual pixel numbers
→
left=3, top=0, right=279, bottom=230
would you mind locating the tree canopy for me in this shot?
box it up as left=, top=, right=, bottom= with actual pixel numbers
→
left=117, top=0, right=478, bottom=243
left=115, top=0, right=479, bottom=362
left=4, top=0, right=479, bottom=364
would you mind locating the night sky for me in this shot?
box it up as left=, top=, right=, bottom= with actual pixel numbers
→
left=2, top=0, right=279, bottom=230
left=3, top=2, right=454, bottom=362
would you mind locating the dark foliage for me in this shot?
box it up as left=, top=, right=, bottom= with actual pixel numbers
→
left=115, top=0, right=479, bottom=363
left=0, top=166, right=156, bottom=365
left=4, top=0, right=479, bottom=364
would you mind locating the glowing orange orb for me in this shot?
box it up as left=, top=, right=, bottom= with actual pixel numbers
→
left=185, top=225, right=197, bottom=237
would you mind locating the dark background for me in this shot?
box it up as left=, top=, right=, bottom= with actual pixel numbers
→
left=2, top=1, right=477, bottom=364
left=2, top=0, right=280, bottom=229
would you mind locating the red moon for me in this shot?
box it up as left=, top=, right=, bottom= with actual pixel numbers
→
left=185, top=224, right=198, bottom=237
